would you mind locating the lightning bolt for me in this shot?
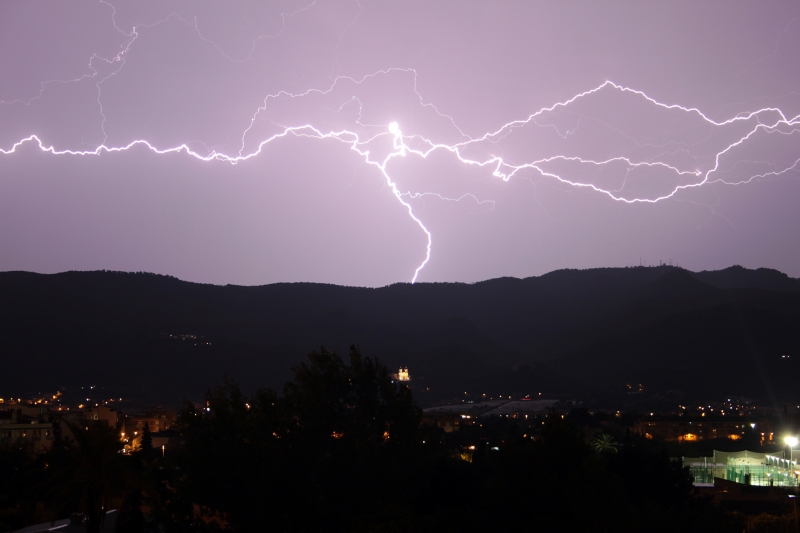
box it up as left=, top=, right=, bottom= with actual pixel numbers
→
left=2, top=3, right=799, bottom=283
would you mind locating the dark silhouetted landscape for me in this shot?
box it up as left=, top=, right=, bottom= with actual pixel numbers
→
left=2, top=265, right=798, bottom=407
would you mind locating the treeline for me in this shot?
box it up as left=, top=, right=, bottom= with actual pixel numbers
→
left=2, top=347, right=744, bottom=532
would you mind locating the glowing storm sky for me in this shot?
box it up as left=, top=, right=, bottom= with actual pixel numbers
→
left=1, top=1, right=799, bottom=286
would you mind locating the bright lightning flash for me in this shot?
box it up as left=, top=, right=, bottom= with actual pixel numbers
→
left=2, top=7, right=799, bottom=284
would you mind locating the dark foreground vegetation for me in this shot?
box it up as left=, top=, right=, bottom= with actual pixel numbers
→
left=5, top=348, right=789, bottom=533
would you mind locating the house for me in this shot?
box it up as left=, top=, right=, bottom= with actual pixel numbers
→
left=0, top=408, right=56, bottom=452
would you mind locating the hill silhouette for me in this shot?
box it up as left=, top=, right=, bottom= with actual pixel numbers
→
left=1, top=266, right=798, bottom=406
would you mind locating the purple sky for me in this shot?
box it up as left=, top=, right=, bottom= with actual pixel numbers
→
left=2, top=1, right=799, bottom=286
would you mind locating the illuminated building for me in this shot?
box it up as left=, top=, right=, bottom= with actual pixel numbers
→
left=84, top=405, right=120, bottom=427
left=634, top=416, right=773, bottom=443
left=392, top=367, right=410, bottom=382
left=685, top=450, right=799, bottom=487
left=119, top=407, right=177, bottom=447
left=421, top=412, right=461, bottom=432
left=0, top=406, right=56, bottom=452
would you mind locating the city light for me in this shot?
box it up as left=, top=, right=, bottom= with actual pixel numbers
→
left=787, top=436, right=798, bottom=462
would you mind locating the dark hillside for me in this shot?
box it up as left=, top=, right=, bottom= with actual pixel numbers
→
left=693, top=265, right=800, bottom=292
left=1, top=266, right=798, bottom=405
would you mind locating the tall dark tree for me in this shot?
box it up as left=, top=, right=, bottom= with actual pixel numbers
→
left=0, top=441, right=34, bottom=531
left=140, top=423, right=153, bottom=456
left=173, top=346, right=422, bottom=532
left=50, top=422, right=133, bottom=533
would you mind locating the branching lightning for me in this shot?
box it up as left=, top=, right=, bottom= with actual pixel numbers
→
left=2, top=2, right=799, bottom=283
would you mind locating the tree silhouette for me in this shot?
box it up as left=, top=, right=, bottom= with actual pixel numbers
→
left=174, top=346, right=422, bottom=532
left=284, top=345, right=421, bottom=452
left=140, top=423, right=153, bottom=457
left=50, top=422, right=133, bottom=533
left=0, top=441, right=35, bottom=531
left=173, top=350, right=734, bottom=531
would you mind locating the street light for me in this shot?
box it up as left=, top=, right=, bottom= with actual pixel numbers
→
left=787, top=436, right=798, bottom=462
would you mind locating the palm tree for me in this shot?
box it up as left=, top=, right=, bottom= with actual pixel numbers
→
left=592, top=434, right=619, bottom=454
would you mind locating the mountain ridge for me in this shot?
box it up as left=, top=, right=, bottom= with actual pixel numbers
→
left=1, top=266, right=798, bottom=406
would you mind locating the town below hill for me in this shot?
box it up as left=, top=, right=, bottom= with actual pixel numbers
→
left=2, top=346, right=798, bottom=533
left=1, top=265, right=798, bottom=409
